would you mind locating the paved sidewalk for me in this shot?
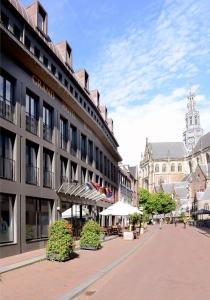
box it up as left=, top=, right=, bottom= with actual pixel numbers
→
left=190, top=226, right=210, bottom=238
left=0, top=236, right=117, bottom=274
left=1, top=227, right=157, bottom=300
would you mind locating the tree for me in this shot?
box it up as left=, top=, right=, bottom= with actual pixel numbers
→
left=154, top=192, right=176, bottom=215
left=138, top=188, right=151, bottom=207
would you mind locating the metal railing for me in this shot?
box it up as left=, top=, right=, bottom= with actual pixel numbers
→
left=0, top=97, right=15, bottom=123
left=0, top=156, right=15, bottom=181
left=26, top=113, right=38, bottom=135
left=26, top=165, right=39, bottom=185
left=43, top=170, right=54, bottom=188
left=60, top=134, right=68, bottom=150
left=70, top=143, right=77, bottom=156
left=43, top=123, right=52, bottom=142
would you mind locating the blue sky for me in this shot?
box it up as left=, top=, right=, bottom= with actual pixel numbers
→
left=22, top=0, right=210, bottom=164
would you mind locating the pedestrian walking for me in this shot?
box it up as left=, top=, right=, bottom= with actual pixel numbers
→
left=183, top=219, right=187, bottom=229
left=174, top=219, right=177, bottom=227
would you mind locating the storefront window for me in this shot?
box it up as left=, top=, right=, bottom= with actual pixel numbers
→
left=0, top=193, right=14, bottom=243
left=26, top=197, right=52, bottom=241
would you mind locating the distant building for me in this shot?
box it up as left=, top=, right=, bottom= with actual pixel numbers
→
left=118, top=163, right=138, bottom=206
left=139, top=90, right=210, bottom=216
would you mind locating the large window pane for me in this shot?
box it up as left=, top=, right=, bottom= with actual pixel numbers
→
left=26, top=198, right=52, bottom=241
left=0, top=194, right=14, bottom=243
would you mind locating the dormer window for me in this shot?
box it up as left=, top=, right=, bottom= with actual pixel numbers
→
left=37, top=6, right=46, bottom=33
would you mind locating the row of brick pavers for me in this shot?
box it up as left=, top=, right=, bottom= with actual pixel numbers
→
left=1, top=226, right=157, bottom=300
left=0, top=236, right=118, bottom=274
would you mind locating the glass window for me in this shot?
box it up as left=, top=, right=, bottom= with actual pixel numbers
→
left=70, top=125, right=77, bottom=155
left=26, top=197, right=52, bottom=241
left=71, top=161, right=77, bottom=182
left=60, top=156, right=68, bottom=184
left=0, top=193, right=14, bottom=244
left=0, top=130, right=14, bottom=180
left=162, top=164, right=166, bottom=172
left=38, top=12, right=44, bottom=31
left=26, top=141, right=38, bottom=185
left=26, top=91, right=39, bottom=135
left=81, top=134, right=87, bottom=161
left=178, top=163, right=182, bottom=172
left=155, top=164, right=159, bottom=172
left=60, top=117, right=68, bottom=150
left=171, top=163, right=175, bottom=172
left=43, top=104, right=53, bottom=142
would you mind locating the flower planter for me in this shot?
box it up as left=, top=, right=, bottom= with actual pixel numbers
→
left=80, top=245, right=101, bottom=250
left=123, top=231, right=134, bottom=240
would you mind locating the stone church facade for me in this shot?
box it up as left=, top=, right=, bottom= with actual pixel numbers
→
left=139, top=90, right=210, bottom=215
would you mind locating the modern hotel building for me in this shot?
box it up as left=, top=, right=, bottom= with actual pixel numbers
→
left=0, top=0, right=121, bottom=257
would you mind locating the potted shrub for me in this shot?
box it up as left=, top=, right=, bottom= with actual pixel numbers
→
left=46, top=219, right=75, bottom=261
left=80, top=220, right=101, bottom=250
left=123, top=213, right=140, bottom=240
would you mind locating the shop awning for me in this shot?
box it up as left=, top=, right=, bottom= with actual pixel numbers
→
left=99, top=201, right=143, bottom=216
left=57, top=182, right=112, bottom=207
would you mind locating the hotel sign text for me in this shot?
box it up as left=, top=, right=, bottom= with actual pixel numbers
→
left=32, top=75, right=55, bottom=99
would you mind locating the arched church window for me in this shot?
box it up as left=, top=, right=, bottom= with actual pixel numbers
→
left=162, top=163, right=166, bottom=172
left=195, top=115, right=197, bottom=125
left=204, top=203, right=209, bottom=210
left=206, top=153, right=210, bottom=164
left=155, top=164, right=159, bottom=172
left=171, top=163, right=175, bottom=172
left=178, top=163, right=182, bottom=172
left=189, top=116, right=192, bottom=125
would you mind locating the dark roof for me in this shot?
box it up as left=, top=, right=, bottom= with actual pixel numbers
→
left=149, top=142, right=186, bottom=160
left=128, top=166, right=138, bottom=179
left=193, top=132, right=210, bottom=153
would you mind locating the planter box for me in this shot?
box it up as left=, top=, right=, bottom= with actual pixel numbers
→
left=80, top=245, right=101, bottom=250
left=140, top=228, right=144, bottom=235
left=123, top=231, right=134, bottom=240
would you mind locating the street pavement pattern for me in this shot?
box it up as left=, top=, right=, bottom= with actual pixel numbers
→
left=76, top=224, right=210, bottom=300
left=1, top=224, right=210, bottom=300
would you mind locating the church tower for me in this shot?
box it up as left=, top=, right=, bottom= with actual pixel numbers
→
left=183, top=90, right=203, bottom=152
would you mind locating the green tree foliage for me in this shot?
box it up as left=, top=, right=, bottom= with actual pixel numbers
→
left=46, top=219, right=75, bottom=261
left=138, top=188, right=176, bottom=215
left=128, top=212, right=140, bottom=226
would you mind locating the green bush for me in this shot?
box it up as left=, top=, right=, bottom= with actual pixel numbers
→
left=81, top=219, right=101, bottom=235
left=80, top=220, right=101, bottom=249
left=46, top=219, right=75, bottom=261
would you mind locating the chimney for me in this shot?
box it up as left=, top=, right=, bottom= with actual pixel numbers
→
left=99, top=105, right=107, bottom=122
left=107, top=118, right=113, bottom=133
left=26, top=1, right=48, bottom=36
left=90, top=89, right=100, bottom=107
left=55, top=41, right=72, bottom=69
left=75, top=69, right=89, bottom=91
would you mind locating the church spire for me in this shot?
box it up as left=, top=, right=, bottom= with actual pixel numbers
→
left=183, top=88, right=203, bottom=152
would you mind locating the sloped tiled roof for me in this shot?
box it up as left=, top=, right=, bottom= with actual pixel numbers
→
left=200, top=164, right=210, bottom=179
left=174, top=186, right=188, bottom=198
left=162, top=183, right=174, bottom=194
left=193, top=132, right=210, bottom=153
left=201, top=187, right=210, bottom=201
left=149, top=142, right=186, bottom=160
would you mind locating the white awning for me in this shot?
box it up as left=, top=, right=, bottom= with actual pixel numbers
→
left=100, top=201, right=143, bottom=216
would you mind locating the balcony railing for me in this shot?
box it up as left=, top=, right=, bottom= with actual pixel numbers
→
left=43, top=170, right=54, bottom=188
left=0, top=97, right=15, bottom=123
left=70, top=143, right=77, bottom=156
left=60, top=135, right=68, bottom=150
left=0, top=156, right=15, bottom=181
left=26, top=165, right=39, bottom=185
left=43, top=123, right=53, bottom=142
left=26, top=113, right=38, bottom=135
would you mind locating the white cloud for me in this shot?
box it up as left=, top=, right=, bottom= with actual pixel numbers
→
left=111, top=89, right=210, bottom=165
left=87, top=0, right=210, bottom=165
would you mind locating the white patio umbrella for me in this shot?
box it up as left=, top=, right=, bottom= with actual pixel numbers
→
left=100, top=201, right=143, bottom=217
